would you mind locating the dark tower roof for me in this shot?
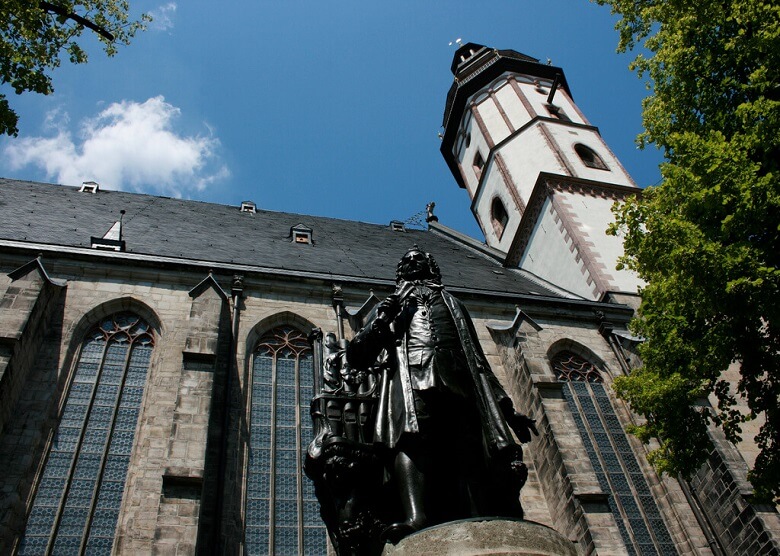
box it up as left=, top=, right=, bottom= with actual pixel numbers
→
left=448, top=43, right=539, bottom=82
left=440, top=43, right=571, bottom=189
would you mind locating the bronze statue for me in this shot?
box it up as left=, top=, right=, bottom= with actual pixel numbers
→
left=347, top=247, right=536, bottom=541
left=306, top=248, right=536, bottom=553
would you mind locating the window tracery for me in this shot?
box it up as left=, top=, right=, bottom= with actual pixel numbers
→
left=19, top=312, right=154, bottom=555
left=552, top=350, right=676, bottom=556
left=245, top=325, right=326, bottom=555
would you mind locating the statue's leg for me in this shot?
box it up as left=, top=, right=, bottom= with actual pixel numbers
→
left=382, top=446, right=428, bottom=543
left=382, top=385, right=436, bottom=545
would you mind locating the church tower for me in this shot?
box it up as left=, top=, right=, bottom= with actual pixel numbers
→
left=441, top=43, right=642, bottom=301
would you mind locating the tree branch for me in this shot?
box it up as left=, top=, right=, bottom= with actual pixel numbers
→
left=39, top=1, right=115, bottom=41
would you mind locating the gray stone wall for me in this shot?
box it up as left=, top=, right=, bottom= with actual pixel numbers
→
left=0, top=262, right=65, bottom=434
left=0, top=252, right=777, bottom=555
left=688, top=428, right=780, bottom=555
left=489, top=313, right=717, bottom=556
left=0, top=261, right=67, bottom=553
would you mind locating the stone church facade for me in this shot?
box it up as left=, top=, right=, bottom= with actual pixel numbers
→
left=0, top=44, right=777, bottom=555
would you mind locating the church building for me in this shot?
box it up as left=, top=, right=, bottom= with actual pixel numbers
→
left=0, top=43, right=776, bottom=555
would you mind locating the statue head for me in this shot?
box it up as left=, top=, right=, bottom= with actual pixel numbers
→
left=396, top=247, right=441, bottom=284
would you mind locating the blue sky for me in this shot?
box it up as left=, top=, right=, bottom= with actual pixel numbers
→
left=0, top=1, right=663, bottom=239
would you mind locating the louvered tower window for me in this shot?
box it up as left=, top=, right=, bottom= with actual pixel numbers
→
left=245, top=326, right=327, bottom=555
left=552, top=351, right=677, bottom=556
left=574, top=144, right=609, bottom=170
left=18, top=312, right=154, bottom=555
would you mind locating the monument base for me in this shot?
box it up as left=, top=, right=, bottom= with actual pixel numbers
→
left=381, top=518, right=579, bottom=556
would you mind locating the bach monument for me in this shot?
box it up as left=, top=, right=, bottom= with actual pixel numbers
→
left=305, top=248, right=577, bottom=555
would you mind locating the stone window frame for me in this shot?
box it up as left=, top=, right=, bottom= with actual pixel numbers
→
left=17, top=312, right=155, bottom=555
left=244, top=325, right=326, bottom=556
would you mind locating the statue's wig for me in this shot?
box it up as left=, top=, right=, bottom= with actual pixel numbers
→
left=396, top=246, right=442, bottom=284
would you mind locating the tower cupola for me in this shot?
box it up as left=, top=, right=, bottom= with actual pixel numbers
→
left=440, top=43, right=641, bottom=301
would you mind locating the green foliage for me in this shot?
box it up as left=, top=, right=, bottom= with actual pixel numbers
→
left=596, top=0, right=780, bottom=500
left=0, top=1, right=149, bottom=136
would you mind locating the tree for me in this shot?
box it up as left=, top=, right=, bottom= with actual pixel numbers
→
left=596, top=0, right=780, bottom=500
left=0, top=1, right=148, bottom=136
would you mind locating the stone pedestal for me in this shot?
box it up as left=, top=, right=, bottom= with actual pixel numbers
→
left=382, top=518, right=579, bottom=556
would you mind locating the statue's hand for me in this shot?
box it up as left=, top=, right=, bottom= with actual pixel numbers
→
left=375, top=294, right=402, bottom=326
left=506, top=411, right=539, bottom=443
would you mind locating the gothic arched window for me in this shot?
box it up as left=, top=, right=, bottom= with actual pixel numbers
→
left=574, top=144, right=609, bottom=170
left=491, top=197, right=509, bottom=239
left=18, top=312, right=155, bottom=555
left=245, top=325, right=327, bottom=555
left=552, top=351, right=677, bottom=556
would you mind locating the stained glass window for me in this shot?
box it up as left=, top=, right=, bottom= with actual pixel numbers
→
left=245, top=325, right=327, bottom=556
left=552, top=351, right=677, bottom=556
left=18, top=312, right=154, bottom=556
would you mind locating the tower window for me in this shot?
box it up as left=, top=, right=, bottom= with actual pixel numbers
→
left=552, top=351, right=677, bottom=556
left=490, top=197, right=509, bottom=239
left=246, top=326, right=327, bottom=555
left=574, top=144, right=608, bottom=170
left=241, top=201, right=257, bottom=214
left=473, top=151, right=485, bottom=178
left=546, top=104, right=571, bottom=122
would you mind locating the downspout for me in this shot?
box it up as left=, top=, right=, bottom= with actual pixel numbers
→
left=214, top=274, right=243, bottom=553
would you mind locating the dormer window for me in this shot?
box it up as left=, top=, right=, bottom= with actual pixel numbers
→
left=80, top=181, right=99, bottom=193
left=473, top=151, right=485, bottom=178
left=390, top=221, right=406, bottom=232
left=91, top=220, right=125, bottom=251
left=290, top=224, right=313, bottom=245
left=574, top=144, right=609, bottom=170
left=240, top=201, right=256, bottom=214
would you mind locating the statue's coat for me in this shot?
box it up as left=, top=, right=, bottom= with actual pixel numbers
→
left=348, top=282, right=517, bottom=454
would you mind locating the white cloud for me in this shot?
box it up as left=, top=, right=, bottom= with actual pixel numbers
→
left=4, top=96, right=229, bottom=197
left=148, top=2, right=177, bottom=32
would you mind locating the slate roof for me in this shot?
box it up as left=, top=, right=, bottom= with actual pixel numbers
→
left=0, top=178, right=569, bottom=299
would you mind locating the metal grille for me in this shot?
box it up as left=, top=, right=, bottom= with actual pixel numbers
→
left=18, top=313, right=154, bottom=556
left=552, top=351, right=677, bottom=556
left=246, top=326, right=326, bottom=556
